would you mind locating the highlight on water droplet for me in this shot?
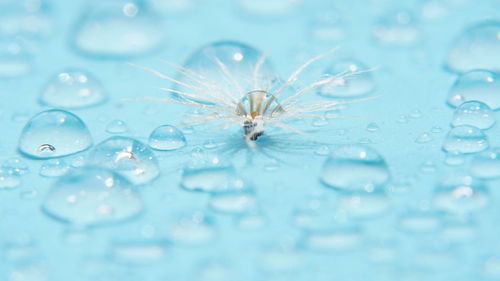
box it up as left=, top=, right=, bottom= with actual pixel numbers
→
left=18, top=109, right=93, bottom=159
left=317, top=59, right=376, bottom=98
left=106, top=119, right=129, bottom=134
left=447, top=70, right=500, bottom=109
left=148, top=125, right=186, bottom=151
left=39, top=69, right=107, bottom=109
left=320, top=145, right=390, bottom=192
left=451, top=101, right=495, bottom=129
left=442, top=125, right=488, bottom=154
left=42, top=166, right=143, bottom=227
left=89, top=136, right=160, bottom=185
left=71, top=0, right=165, bottom=58
left=372, top=11, right=420, bottom=46
left=446, top=21, right=500, bottom=73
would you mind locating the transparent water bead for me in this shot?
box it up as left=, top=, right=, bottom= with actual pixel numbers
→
left=372, top=11, right=420, bottom=46
left=18, top=109, right=93, bottom=159
left=304, top=226, right=362, bottom=252
left=178, top=41, right=275, bottom=104
left=451, top=101, right=495, bottom=129
left=72, top=0, right=165, bottom=58
left=446, top=21, right=500, bottom=73
left=442, top=125, right=488, bottom=154
left=237, top=0, right=301, bottom=19
left=169, top=212, right=216, bottom=245
left=433, top=174, right=488, bottom=215
left=40, top=69, right=107, bottom=109
left=318, top=59, right=376, bottom=98
left=111, top=240, right=168, bottom=265
left=105, top=119, right=129, bottom=134
left=89, top=136, right=160, bottom=185
left=447, top=71, right=500, bottom=109
left=0, top=168, right=21, bottom=189
left=470, top=148, right=500, bottom=179
left=320, top=145, right=390, bottom=192
left=148, top=125, right=186, bottom=151
left=39, top=159, right=69, bottom=177
left=2, top=157, right=29, bottom=175
left=0, top=38, right=32, bottom=78
left=181, top=153, right=242, bottom=193
left=43, top=166, right=142, bottom=227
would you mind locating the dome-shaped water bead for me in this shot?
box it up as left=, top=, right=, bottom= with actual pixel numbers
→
left=447, top=70, right=500, bottom=109
left=442, top=125, right=488, bottom=154
left=451, top=101, right=495, bottom=129
left=89, top=136, right=160, bottom=185
left=148, top=125, right=186, bottom=151
left=318, top=59, right=376, bottom=98
left=18, top=109, right=93, bottom=159
left=39, top=69, right=107, bottom=108
left=43, top=166, right=143, bottom=227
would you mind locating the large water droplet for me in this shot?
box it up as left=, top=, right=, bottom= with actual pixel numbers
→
left=447, top=70, right=500, bottom=109
left=446, top=21, right=500, bottom=73
left=442, top=125, right=488, bottom=154
left=43, top=166, right=142, bottom=227
left=373, top=11, right=420, bottom=46
left=451, top=101, right=495, bottom=129
left=18, top=109, right=93, bottom=159
left=470, top=148, right=500, bottom=179
left=317, top=59, right=375, bottom=98
left=89, top=136, right=160, bottom=185
left=320, top=145, right=390, bottom=192
left=72, top=0, right=165, bottom=58
left=39, top=69, right=107, bottom=108
left=177, top=41, right=275, bottom=104
left=433, top=174, right=488, bottom=215
left=148, top=125, right=186, bottom=151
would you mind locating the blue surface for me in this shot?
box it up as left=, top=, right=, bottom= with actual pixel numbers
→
left=1, top=0, right=500, bottom=280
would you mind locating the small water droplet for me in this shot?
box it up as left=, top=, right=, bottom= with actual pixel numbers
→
left=89, top=136, right=160, bottom=185
left=415, top=132, right=432, bottom=143
left=373, top=11, right=420, bottom=46
left=447, top=70, right=500, bottom=109
left=366, top=122, right=379, bottom=132
left=169, top=212, right=215, bottom=245
left=336, top=191, right=390, bottom=219
left=39, top=159, right=69, bottom=177
left=18, top=109, right=93, bottom=159
left=397, top=115, right=409, bottom=123
left=398, top=211, right=441, bottom=233
left=451, top=101, right=495, bottom=129
left=111, top=240, right=168, bottom=265
left=209, top=190, right=256, bottom=215
left=442, top=125, right=488, bottom=154
left=0, top=39, right=32, bottom=78
left=318, top=59, right=376, bottom=98
left=320, top=145, right=390, bottom=192
left=40, top=69, right=107, bottom=108
left=304, top=226, right=362, bottom=252
left=106, top=119, right=129, bottom=134
left=43, top=166, right=143, bottom=227
left=148, top=125, right=186, bottom=151
left=0, top=169, right=21, bottom=189
left=312, top=117, right=329, bottom=127
left=447, top=21, right=500, bottom=73
left=314, top=145, right=330, bottom=156
left=2, top=157, right=29, bottom=175
left=433, top=174, right=488, bottom=215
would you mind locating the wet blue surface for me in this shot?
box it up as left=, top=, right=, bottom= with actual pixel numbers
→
left=1, top=0, right=500, bottom=280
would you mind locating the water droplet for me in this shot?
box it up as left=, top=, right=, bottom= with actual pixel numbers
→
left=409, top=109, right=422, bottom=118
left=0, top=169, right=21, bottom=189
left=442, top=125, right=488, bottom=154
left=181, top=153, right=242, bottom=193
left=304, top=226, right=362, bottom=252
left=451, top=101, right=495, bottom=129
left=431, top=126, right=443, bottom=133
left=111, top=240, right=168, bottom=265
left=0, top=1, right=53, bottom=38
left=470, top=148, right=500, bottom=179
left=106, top=119, right=129, bottom=134
left=148, top=125, right=186, bottom=151
left=373, top=11, right=420, bottom=46
left=39, top=159, right=69, bottom=177
left=18, top=109, right=93, bottom=159
left=446, top=21, right=500, bottom=73
left=89, top=136, right=160, bottom=185
left=169, top=212, right=216, bottom=245
left=209, top=190, right=256, bottom=215
left=336, top=191, right=390, bottom=219
left=2, top=157, right=29, bottom=175
left=0, top=38, right=32, bottom=78
left=72, top=0, right=165, bottom=58
left=39, top=69, right=107, bottom=108
left=318, top=59, right=375, bottom=98
left=43, top=166, right=142, bottom=227
left=398, top=211, right=441, bottom=233
left=320, top=145, right=390, bottom=192
left=397, top=115, right=409, bottom=123
left=237, top=0, right=301, bottom=18
left=415, top=132, right=432, bottom=143
left=177, top=41, right=275, bottom=104
left=447, top=70, right=500, bottom=109
left=433, top=174, right=488, bottom=215
left=366, top=122, right=379, bottom=132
